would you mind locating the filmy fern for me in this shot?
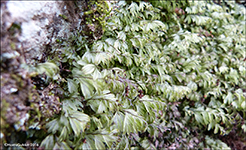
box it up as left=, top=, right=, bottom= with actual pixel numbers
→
left=30, top=1, right=246, bottom=149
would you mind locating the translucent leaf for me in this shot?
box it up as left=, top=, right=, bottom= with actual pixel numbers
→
left=187, top=81, right=197, bottom=91
left=69, top=112, right=90, bottom=136
left=67, top=79, right=78, bottom=94
left=194, top=113, right=203, bottom=123
left=94, top=135, right=105, bottom=149
left=141, top=139, right=156, bottom=150
left=46, top=119, right=59, bottom=134
left=103, top=93, right=117, bottom=102
left=239, top=65, right=246, bottom=75
left=40, top=135, right=55, bottom=149
left=82, top=64, right=96, bottom=75
left=242, top=124, right=246, bottom=132
left=95, top=41, right=104, bottom=51
left=219, top=66, right=228, bottom=74
left=214, top=124, right=219, bottom=134
left=114, top=40, right=121, bottom=50
left=231, top=101, right=238, bottom=109
left=62, top=99, right=83, bottom=117
left=37, top=62, right=59, bottom=77
left=241, top=101, right=246, bottom=109
left=130, top=38, right=138, bottom=47
left=92, top=116, right=103, bottom=129
left=118, top=31, right=126, bottom=41
left=208, top=123, right=213, bottom=131
left=115, top=135, right=130, bottom=150
left=221, top=115, right=229, bottom=125
left=70, top=111, right=90, bottom=122
left=97, top=101, right=107, bottom=113
left=105, top=38, right=115, bottom=46
left=92, top=69, right=101, bottom=80
left=80, top=83, right=92, bottom=99
left=53, top=141, right=71, bottom=150
left=153, top=20, right=167, bottom=30
left=128, top=2, right=139, bottom=17
left=80, top=135, right=95, bottom=149
left=112, top=110, right=146, bottom=134
left=82, top=51, right=95, bottom=63
left=235, top=89, right=245, bottom=104
left=125, top=25, right=130, bottom=32
left=95, top=52, right=109, bottom=65
left=223, top=92, right=233, bottom=104
left=202, top=112, right=209, bottom=125
left=144, top=22, right=153, bottom=32
left=78, top=78, right=94, bottom=99
left=58, top=127, right=68, bottom=142
left=78, top=130, right=116, bottom=149
left=101, top=129, right=118, bottom=147
left=185, top=15, right=192, bottom=24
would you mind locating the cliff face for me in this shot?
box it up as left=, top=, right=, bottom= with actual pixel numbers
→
left=1, top=1, right=82, bottom=64
left=0, top=1, right=84, bottom=146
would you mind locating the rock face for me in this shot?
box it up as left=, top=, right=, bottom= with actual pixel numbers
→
left=1, top=1, right=81, bottom=63
left=0, top=1, right=84, bottom=145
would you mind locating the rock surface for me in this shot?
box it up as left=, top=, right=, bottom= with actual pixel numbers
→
left=1, top=1, right=81, bottom=63
left=0, top=1, right=84, bottom=145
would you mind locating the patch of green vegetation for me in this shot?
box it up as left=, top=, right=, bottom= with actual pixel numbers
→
left=4, top=0, right=245, bottom=149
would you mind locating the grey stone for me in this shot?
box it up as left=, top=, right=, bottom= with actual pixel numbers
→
left=1, top=1, right=81, bottom=64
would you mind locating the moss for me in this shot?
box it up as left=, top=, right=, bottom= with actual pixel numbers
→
left=11, top=74, right=24, bottom=88
left=0, top=99, right=9, bottom=127
left=81, top=0, right=111, bottom=41
left=10, top=42, right=16, bottom=50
